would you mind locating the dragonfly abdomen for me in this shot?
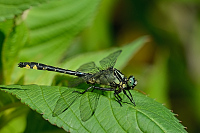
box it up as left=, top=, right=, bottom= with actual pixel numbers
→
left=18, top=62, right=87, bottom=77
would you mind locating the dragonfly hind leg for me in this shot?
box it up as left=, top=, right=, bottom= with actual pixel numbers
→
left=73, top=86, right=116, bottom=94
left=73, top=86, right=94, bottom=94
left=114, top=92, right=123, bottom=106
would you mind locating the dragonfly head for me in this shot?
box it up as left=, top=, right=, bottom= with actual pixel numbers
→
left=127, top=76, right=137, bottom=90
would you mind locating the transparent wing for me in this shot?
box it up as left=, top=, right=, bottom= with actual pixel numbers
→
left=52, top=89, right=82, bottom=117
left=79, top=92, right=100, bottom=122
left=77, top=62, right=99, bottom=74
left=99, top=50, right=122, bottom=70
left=68, top=77, right=85, bottom=87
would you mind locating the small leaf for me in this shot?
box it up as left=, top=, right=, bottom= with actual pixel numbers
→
left=0, top=85, right=187, bottom=132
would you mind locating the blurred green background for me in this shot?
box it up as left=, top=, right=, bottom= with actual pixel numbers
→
left=83, top=0, right=200, bottom=132
left=0, top=0, right=200, bottom=132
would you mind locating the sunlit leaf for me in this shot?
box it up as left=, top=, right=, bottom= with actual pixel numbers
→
left=0, top=0, right=49, bottom=21
left=0, top=85, right=186, bottom=132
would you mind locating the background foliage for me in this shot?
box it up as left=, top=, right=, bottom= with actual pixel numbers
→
left=0, top=0, right=199, bottom=132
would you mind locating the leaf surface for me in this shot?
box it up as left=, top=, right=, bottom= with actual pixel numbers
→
left=0, top=0, right=49, bottom=21
left=0, top=85, right=187, bottom=133
left=14, top=0, right=100, bottom=84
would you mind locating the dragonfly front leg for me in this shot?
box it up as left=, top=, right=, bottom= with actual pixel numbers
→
left=123, top=90, right=136, bottom=106
left=92, top=86, right=123, bottom=106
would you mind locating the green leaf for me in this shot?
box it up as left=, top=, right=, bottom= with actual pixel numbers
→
left=0, top=85, right=187, bottom=133
left=15, top=0, right=101, bottom=85
left=24, top=109, right=65, bottom=133
left=2, top=20, right=28, bottom=84
left=0, top=0, right=49, bottom=22
left=20, top=0, right=101, bottom=63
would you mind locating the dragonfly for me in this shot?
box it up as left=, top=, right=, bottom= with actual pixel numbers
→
left=18, top=50, right=137, bottom=121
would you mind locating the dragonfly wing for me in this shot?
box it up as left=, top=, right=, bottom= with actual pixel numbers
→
left=52, top=89, right=82, bottom=117
left=76, top=62, right=99, bottom=74
left=99, top=50, right=122, bottom=70
left=79, top=92, right=100, bottom=122
left=68, top=77, right=85, bottom=87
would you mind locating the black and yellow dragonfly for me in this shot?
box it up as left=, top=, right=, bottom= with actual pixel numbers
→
left=18, top=50, right=137, bottom=121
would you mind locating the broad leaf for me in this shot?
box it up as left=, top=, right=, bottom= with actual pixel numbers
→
left=0, top=0, right=101, bottom=84
left=0, top=0, right=49, bottom=21
left=20, top=0, right=100, bottom=63
left=0, top=85, right=187, bottom=133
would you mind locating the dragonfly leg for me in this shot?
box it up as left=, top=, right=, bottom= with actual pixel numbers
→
left=123, top=90, right=136, bottom=106
left=73, top=86, right=115, bottom=94
left=114, top=92, right=122, bottom=106
left=73, top=86, right=94, bottom=94
left=91, top=87, right=95, bottom=92
left=127, top=90, right=133, bottom=101
left=93, top=86, right=115, bottom=91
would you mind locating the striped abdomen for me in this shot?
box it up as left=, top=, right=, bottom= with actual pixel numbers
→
left=18, top=62, right=87, bottom=77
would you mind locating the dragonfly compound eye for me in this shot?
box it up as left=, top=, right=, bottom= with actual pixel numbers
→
left=128, top=76, right=137, bottom=87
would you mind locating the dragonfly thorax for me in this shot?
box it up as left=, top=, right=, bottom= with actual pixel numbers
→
left=86, top=68, right=117, bottom=86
